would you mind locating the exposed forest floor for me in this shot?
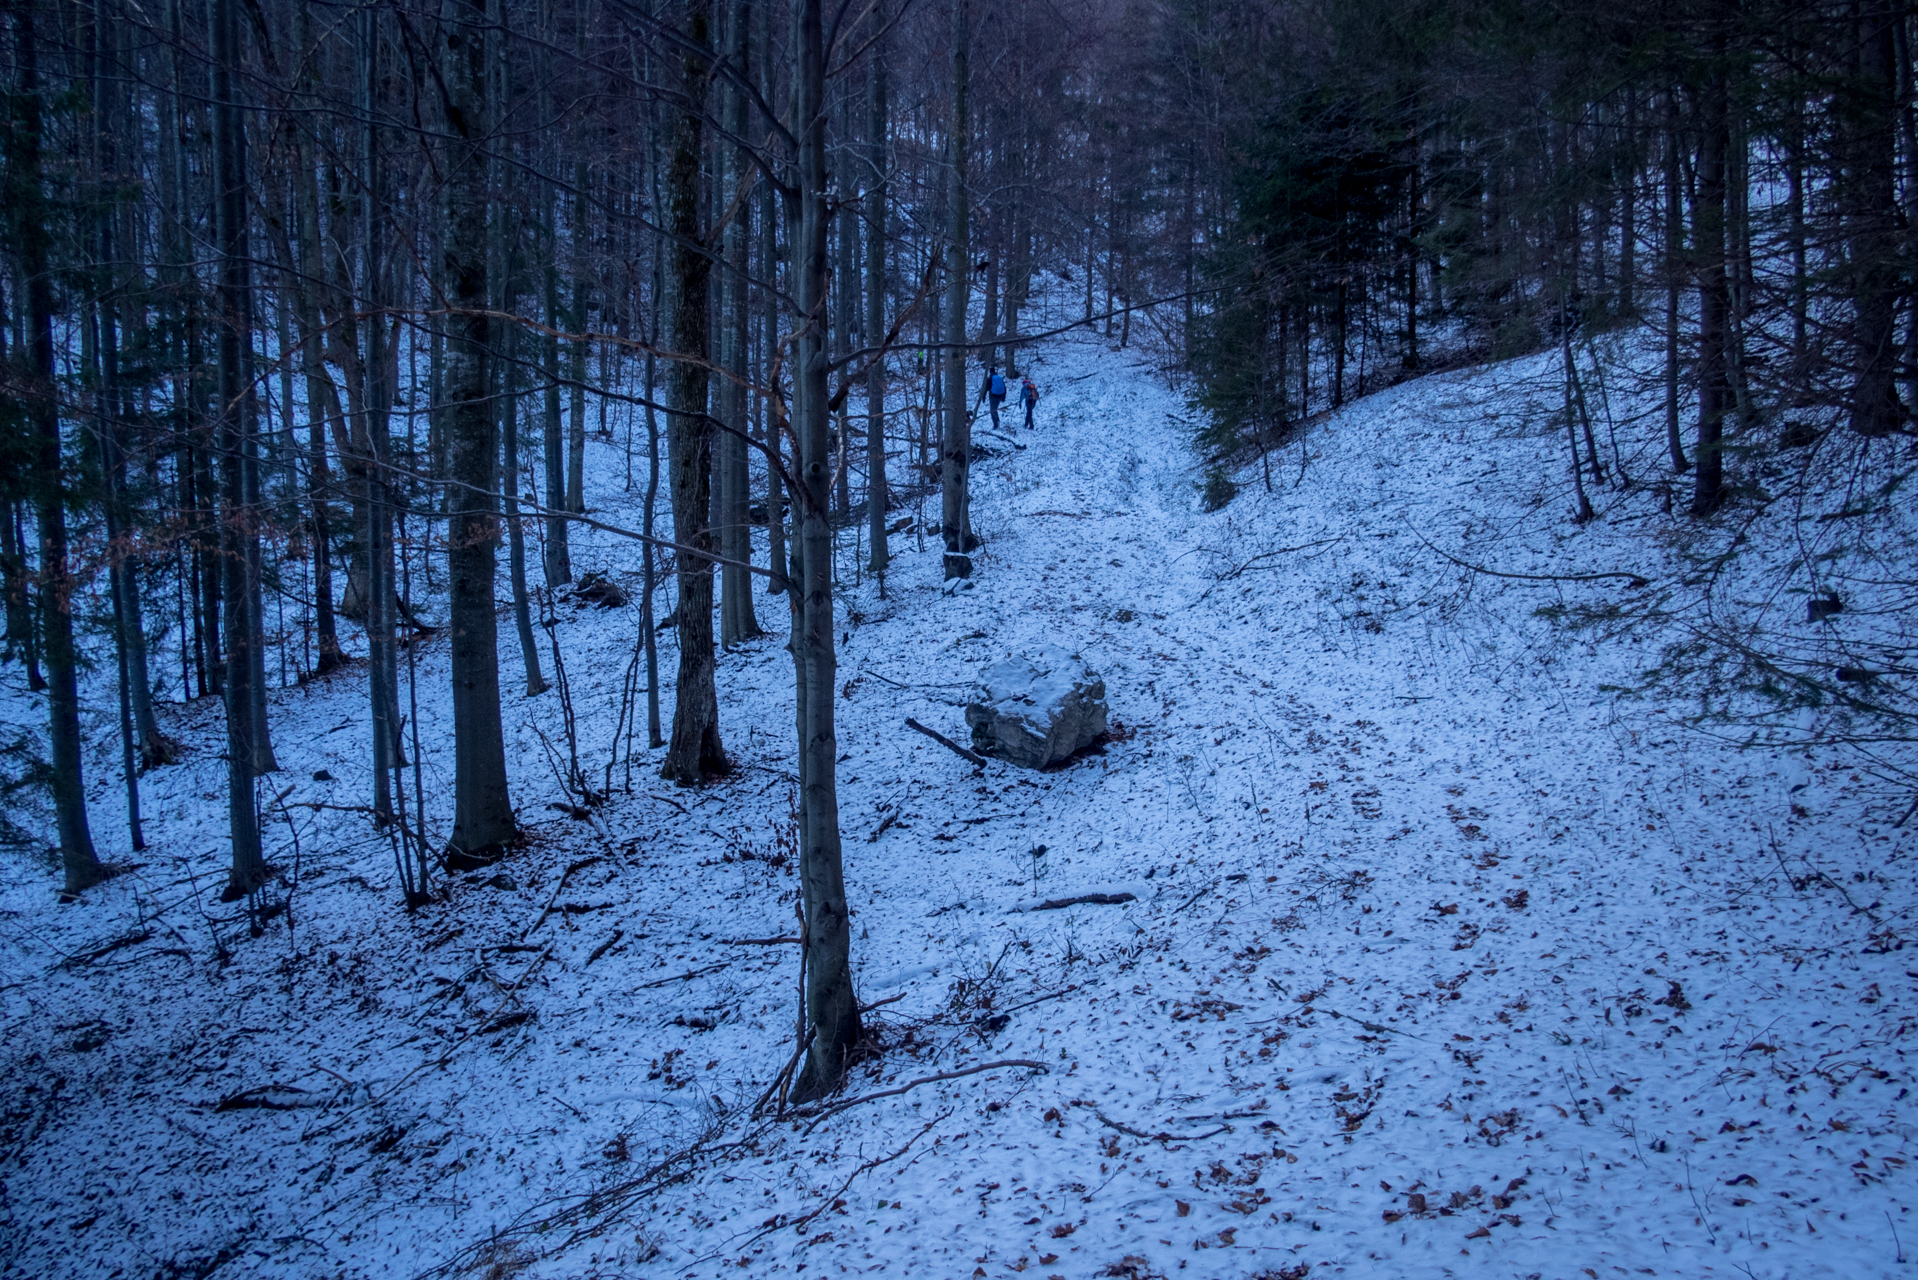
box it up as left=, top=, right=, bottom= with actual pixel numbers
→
left=4, top=314, right=1916, bottom=1280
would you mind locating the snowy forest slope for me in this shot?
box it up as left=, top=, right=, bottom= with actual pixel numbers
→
left=3, top=317, right=1915, bottom=1279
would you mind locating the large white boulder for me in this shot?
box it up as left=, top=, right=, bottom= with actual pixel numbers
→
left=964, top=645, right=1109, bottom=769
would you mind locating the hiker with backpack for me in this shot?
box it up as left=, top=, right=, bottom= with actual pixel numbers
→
left=980, top=366, right=1008, bottom=430
left=1020, top=376, right=1039, bottom=429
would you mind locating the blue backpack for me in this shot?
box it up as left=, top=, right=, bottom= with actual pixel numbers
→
left=990, top=372, right=1006, bottom=397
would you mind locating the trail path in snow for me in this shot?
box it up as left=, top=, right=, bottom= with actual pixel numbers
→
left=1, top=321, right=1912, bottom=1280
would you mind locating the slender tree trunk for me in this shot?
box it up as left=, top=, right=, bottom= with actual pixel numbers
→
left=443, top=0, right=517, bottom=866
left=762, top=96, right=788, bottom=598
left=790, top=0, right=861, bottom=1103
left=866, top=8, right=890, bottom=581
left=833, top=89, right=857, bottom=521
left=1847, top=0, right=1906, bottom=436
left=719, top=0, right=762, bottom=643
left=1692, top=53, right=1730, bottom=516
left=1786, top=94, right=1810, bottom=403
left=1664, top=97, right=1690, bottom=473
left=568, top=159, right=591, bottom=511
left=0, top=501, right=39, bottom=689
left=661, top=0, right=727, bottom=784
left=290, top=106, right=346, bottom=672
left=543, top=218, right=572, bottom=586
left=982, top=222, right=1000, bottom=377
left=501, top=308, right=549, bottom=696
left=1619, top=93, right=1637, bottom=316
left=940, top=0, right=974, bottom=580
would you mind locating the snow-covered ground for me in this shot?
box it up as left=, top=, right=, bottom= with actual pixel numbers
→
left=2, top=316, right=1913, bottom=1280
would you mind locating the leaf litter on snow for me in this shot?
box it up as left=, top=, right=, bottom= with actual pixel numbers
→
left=0, top=307, right=1913, bottom=1279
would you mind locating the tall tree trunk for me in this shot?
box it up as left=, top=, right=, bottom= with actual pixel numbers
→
left=790, top=0, right=861, bottom=1103
left=1619, top=92, right=1636, bottom=316
left=761, top=70, right=788, bottom=598
left=288, top=78, right=346, bottom=673
left=661, top=0, right=727, bottom=784
left=833, top=90, right=857, bottom=521
left=865, top=8, right=890, bottom=581
left=501, top=300, right=549, bottom=697
left=719, top=0, right=762, bottom=643
left=982, top=219, right=999, bottom=377
left=0, top=501, right=40, bottom=690
left=543, top=213, right=572, bottom=586
left=443, top=0, right=517, bottom=866
left=1664, top=97, right=1690, bottom=472
left=940, top=0, right=973, bottom=580
left=1847, top=0, right=1906, bottom=436
left=568, top=159, right=590, bottom=512
left=1786, top=92, right=1810, bottom=403
left=6, top=10, right=104, bottom=893
left=1691, top=51, right=1730, bottom=516
left=209, top=0, right=266, bottom=896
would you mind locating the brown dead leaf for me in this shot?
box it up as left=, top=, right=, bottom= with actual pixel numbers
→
left=1049, top=1223, right=1077, bottom=1238
left=1175, top=1200, right=1191, bottom=1217
left=1466, top=1225, right=1491, bottom=1240
left=1040, top=1254, right=1060, bottom=1265
left=1433, top=902, right=1460, bottom=915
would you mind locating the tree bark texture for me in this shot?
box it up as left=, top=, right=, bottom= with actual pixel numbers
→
left=661, top=0, right=727, bottom=784
left=865, top=9, right=889, bottom=580
left=4, top=8, right=104, bottom=894
left=443, top=0, right=517, bottom=865
left=790, top=0, right=861, bottom=1102
left=940, top=0, right=974, bottom=580
left=212, top=0, right=267, bottom=897
left=1691, top=52, right=1730, bottom=517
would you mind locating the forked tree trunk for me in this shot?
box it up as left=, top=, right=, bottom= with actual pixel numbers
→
left=443, top=0, right=517, bottom=865
left=789, top=0, right=861, bottom=1102
left=660, top=0, right=727, bottom=784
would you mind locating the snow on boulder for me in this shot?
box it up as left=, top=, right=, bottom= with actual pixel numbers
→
left=964, top=645, right=1108, bottom=769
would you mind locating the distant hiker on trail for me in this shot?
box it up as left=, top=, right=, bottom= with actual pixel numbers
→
left=981, top=366, right=1007, bottom=430
left=1021, top=376, right=1038, bottom=429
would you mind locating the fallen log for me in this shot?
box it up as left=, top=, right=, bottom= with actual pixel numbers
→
left=1018, top=892, right=1136, bottom=912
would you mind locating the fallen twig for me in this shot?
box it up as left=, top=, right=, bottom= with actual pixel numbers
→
left=1309, top=1005, right=1429, bottom=1041
left=799, top=1059, right=1050, bottom=1133
left=1196, top=537, right=1346, bottom=601
left=527, top=856, right=607, bottom=937
left=585, top=930, right=624, bottom=965
left=1093, top=1108, right=1231, bottom=1144
left=868, top=812, right=900, bottom=842
left=723, top=936, right=800, bottom=946
left=906, top=717, right=988, bottom=768
left=1171, top=882, right=1215, bottom=913
left=311, top=944, right=554, bottom=1141
left=1407, top=521, right=1650, bottom=588
left=730, top=1110, right=949, bottom=1259
left=636, top=962, right=730, bottom=989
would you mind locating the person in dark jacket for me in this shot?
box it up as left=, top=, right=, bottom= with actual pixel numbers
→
left=1020, top=376, right=1038, bottom=429
left=980, top=366, right=1007, bottom=430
